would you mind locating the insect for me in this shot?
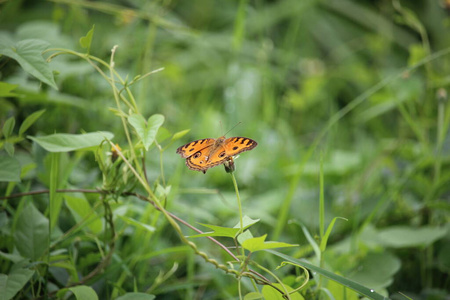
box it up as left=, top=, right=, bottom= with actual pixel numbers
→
left=176, top=136, right=257, bottom=173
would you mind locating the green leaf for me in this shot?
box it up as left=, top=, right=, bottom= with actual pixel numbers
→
left=68, top=286, right=98, bottom=300
left=377, top=226, right=447, bottom=248
left=267, top=250, right=389, bottom=300
left=0, top=267, right=35, bottom=300
left=241, top=235, right=297, bottom=253
left=19, top=109, right=45, bottom=136
left=0, top=82, right=19, bottom=97
left=237, top=229, right=253, bottom=245
left=243, top=292, right=263, bottom=300
left=2, top=117, right=15, bottom=138
left=320, top=217, right=347, bottom=252
left=28, top=131, right=114, bottom=152
left=261, top=283, right=304, bottom=300
left=190, top=216, right=260, bottom=238
left=233, top=215, right=260, bottom=229
left=0, top=155, right=20, bottom=182
left=4, top=142, right=14, bottom=156
left=79, top=25, right=95, bottom=53
left=14, top=203, right=49, bottom=260
left=49, top=153, right=62, bottom=230
left=301, top=224, right=320, bottom=259
left=128, top=114, right=165, bottom=150
left=348, top=252, right=401, bottom=290
left=188, top=223, right=241, bottom=238
left=118, top=215, right=156, bottom=233
left=0, top=37, right=57, bottom=89
left=116, top=293, right=156, bottom=300
left=65, top=194, right=102, bottom=234
left=171, top=129, right=190, bottom=141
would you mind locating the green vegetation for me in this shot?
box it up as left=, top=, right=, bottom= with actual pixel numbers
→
left=1, top=1, right=449, bottom=299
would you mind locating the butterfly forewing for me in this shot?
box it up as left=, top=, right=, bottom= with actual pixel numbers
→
left=224, top=137, right=257, bottom=156
left=176, top=138, right=215, bottom=158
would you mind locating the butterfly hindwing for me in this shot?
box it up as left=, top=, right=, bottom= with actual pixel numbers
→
left=185, top=146, right=224, bottom=173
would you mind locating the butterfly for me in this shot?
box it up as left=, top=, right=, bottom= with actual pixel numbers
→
left=176, top=136, right=257, bottom=173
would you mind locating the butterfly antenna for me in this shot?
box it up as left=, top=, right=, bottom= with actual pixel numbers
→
left=223, top=122, right=242, bottom=136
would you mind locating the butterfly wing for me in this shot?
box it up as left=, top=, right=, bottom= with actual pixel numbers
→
left=185, top=146, right=224, bottom=173
left=178, top=136, right=257, bottom=174
left=189, top=136, right=258, bottom=173
left=223, top=137, right=258, bottom=156
left=176, top=138, right=215, bottom=158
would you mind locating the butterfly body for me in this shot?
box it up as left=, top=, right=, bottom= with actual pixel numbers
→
left=176, top=136, right=257, bottom=173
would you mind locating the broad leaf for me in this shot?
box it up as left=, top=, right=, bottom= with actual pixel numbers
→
left=14, top=203, right=49, bottom=260
left=65, top=194, right=102, bottom=234
left=233, top=215, right=260, bottom=229
left=19, top=109, right=45, bottom=136
left=128, top=114, right=164, bottom=150
left=0, top=82, right=19, bottom=97
left=68, top=286, right=98, bottom=300
left=377, top=226, right=447, bottom=248
left=262, top=283, right=304, bottom=300
left=0, top=155, right=21, bottom=182
left=28, top=131, right=114, bottom=152
left=0, top=37, right=57, bottom=89
left=243, top=292, right=263, bottom=300
left=241, top=235, right=297, bottom=252
left=0, top=268, right=35, bottom=300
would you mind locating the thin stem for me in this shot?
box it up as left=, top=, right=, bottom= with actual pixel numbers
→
left=230, top=172, right=244, bottom=234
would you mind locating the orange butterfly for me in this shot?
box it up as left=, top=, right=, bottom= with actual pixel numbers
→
left=176, top=136, right=257, bottom=173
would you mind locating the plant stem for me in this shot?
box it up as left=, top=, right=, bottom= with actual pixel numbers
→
left=230, top=172, right=244, bottom=234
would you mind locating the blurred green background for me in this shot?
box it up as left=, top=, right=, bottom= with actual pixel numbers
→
left=1, top=0, right=449, bottom=299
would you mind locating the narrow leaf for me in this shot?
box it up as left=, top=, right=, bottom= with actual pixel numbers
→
left=320, top=217, right=347, bottom=252
left=267, top=250, right=388, bottom=300
left=2, top=117, right=15, bottom=138
left=19, top=109, right=45, bottom=136
left=118, top=215, right=156, bottom=233
left=28, top=131, right=114, bottom=152
left=49, top=153, right=62, bottom=230
left=171, top=129, right=190, bottom=141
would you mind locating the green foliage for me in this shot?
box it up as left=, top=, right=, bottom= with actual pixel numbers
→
left=0, top=0, right=449, bottom=299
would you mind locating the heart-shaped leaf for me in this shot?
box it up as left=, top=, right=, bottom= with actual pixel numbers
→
left=128, top=114, right=164, bottom=150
